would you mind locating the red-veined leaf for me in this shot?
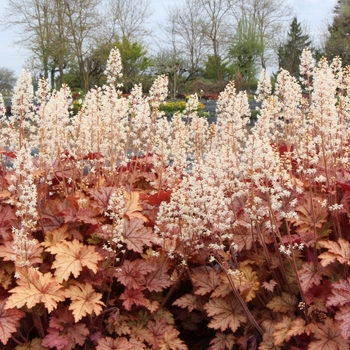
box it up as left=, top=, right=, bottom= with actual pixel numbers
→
left=97, top=336, right=132, bottom=350
left=273, top=315, right=293, bottom=346
left=326, top=278, right=350, bottom=307
left=143, top=259, right=172, bottom=292
left=0, top=206, right=16, bottom=240
left=122, top=219, right=156, bottom=253
left=88, top=187, right=117, bottom=214
left=147, top=319, right=176, bottom=349
left=266, top=292, right=298, bottom=313
left=335, top=304, right=350, bottom=339
left=46, top=239, right=102, bottom=282
left=319, top=238, right=350, bottom=267
left=308, top=318, right=349, bottom=350
left=158, top=330, right=188, bottom=350
left=173, top=294, right=199, bottom=312
left=114, top=259, right=156, bottom=289
left=192, top=267, right=221, bottom=296
left=208, top=331, right=235, bottom=350
left=42, top=322, right=89, bottom=350
left=299, top=262, right=331, bottom=292
left=65, top=282, right=105, bottom=322
left=120, top=288, right=147, bottom=311
left=0, top=299, right=25, bottom=345
left=204, top=295, right=247, bottom=333
left=6, top=268, right=64, bottom=313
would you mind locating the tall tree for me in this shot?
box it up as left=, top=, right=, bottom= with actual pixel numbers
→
left=103, top=0, right=153, bottom=42
left=231, top=0, right=293, bottom=69
left=228, top=15, right=264, bottom=90
left=324, top=0, right=350, bottom=66
left=203, top=54, right=231, bottom=81
left=199, top=0, right=232, bottom=82
left=0, top=68, right=16, bottom=97
left=278, top=17, right=312, bottom=77
left=3, top=0, right=101, bottom=90
left=164, top=0, right=208, bottom=82
left=152, top=23, right=187, bottom=99
left=63, top=0, right=101, bottom=92
left=3, top=0, right=56, bottom=80
left=114, top=37, right=152, bottom=92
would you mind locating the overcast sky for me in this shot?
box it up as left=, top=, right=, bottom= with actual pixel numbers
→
left=0, top=0, right=337, bottom=79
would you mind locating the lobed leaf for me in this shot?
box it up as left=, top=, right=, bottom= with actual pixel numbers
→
left=6, top=268, right=65, bottom=313
left=122, top=218, right=157, bottom=253
left=41, top=224, right=69, bottom=248
left=125, top=191, right=148, bottom=221
left=208, top=331, right=235, bottom=350
left=41, top=322, right=89, bottom=350
left=204, top=295, right=247, bottom=333
left=192, top=267, right=221, bottom=296
left=273, top=316, right=308, bottom=346
left=65, top=282, right=105, bottom=322
left=266, top=292, right=298, bottom=313
left=298, top=262, right=331, bottom=292
left=273, top=315, right=293, bottom=346
left=115, top=259, right=156, bottom=289
left=292, top=195, right=328, bottom=234
left=0, top=299, right=25, bottom=345
left=0, top=205, right=16, bottom=241
left=230, top=265, right=260, bottom=302
left=89, top=187, right=117, bottom=214
left=308, top=318, right=349, bottom=350
left=147, top=319, right=179, bottom=349
left=96, top=336, right=133, bottom=350
left=158, top=330, right=188, bottom=350
left=262, top=279, right=278, bottom=292
left=46, top=239, right=102, bottom=283
left=173, top=294, right=199, bottom=312
left=335, top=304, right=350, bottom=339
left=143, top=259, right=172, bottom=292
left=15, top=337, right=49, bottom=350
left=326, top=278, right=350, bottom=307
left=319, top=238, right=350, bottom=267
left=120, top=288, right=147, bottom=311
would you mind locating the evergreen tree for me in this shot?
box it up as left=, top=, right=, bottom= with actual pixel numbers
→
left=278, top=17, right=312, bottom=77
left=324, top=0, right=350, bottom=66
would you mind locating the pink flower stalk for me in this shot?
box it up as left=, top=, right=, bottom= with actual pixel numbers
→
left=105, top=47, right=123, bottom=87
left=256, top=69, right=272, bottom=102
left=8, top=70, right=34, bottom=150
left=299, top=48, right=314, bottom=88
left=148, top=75, right=168, bottom=111
left=127, top=83, right=152, bottom=156
left=37, top=84, right=72, bottom=162
left=9, top=145, right=40, bottom=267
left=0, top=93, right=5, bottom=118
left=184, top=93, right=199, bottom=117
left=215, top=81, right=249, bottom=154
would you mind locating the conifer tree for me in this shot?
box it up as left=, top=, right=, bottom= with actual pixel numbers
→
left=278, top=17, right=311, bottom=77
left=324, top=0, right=350, bottom=66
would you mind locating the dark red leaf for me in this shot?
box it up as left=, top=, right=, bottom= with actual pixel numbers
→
left=140, top=190, right=172, bottom=207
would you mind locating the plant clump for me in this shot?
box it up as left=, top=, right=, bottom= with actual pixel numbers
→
left=0, top=48, right=350, bottom=349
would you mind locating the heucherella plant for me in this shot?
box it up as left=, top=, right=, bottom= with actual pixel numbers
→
left=2, top=47, right=350, bottom=349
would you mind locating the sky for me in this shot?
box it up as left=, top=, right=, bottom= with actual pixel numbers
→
left=0, top=0, right=337, bottom=79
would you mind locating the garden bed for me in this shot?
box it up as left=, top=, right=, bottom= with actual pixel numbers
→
left=0, top=49, right=349, bottom=350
